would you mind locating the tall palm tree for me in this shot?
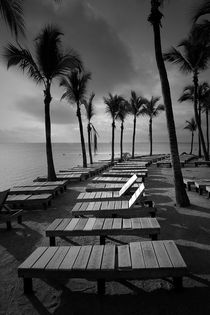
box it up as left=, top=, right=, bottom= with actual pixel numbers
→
left=129, top=91, right=147, bottom=159
left=116, top=100, right=129, bottom=161
left=60, top=70, right=90, bottom=168
left=192, top=0, right=210, bottom=23
left=201, top=89, right=210, bottom=156
left=148, top=0, right=190, bottom=206
left=104, top=94, right=124, bottom=164
left=178, top=82, right=210, bottom=157
left=4, top=25, right=82, bottom=180
left=184, top=118, right=197, bottom=155
left=164, top=27, right=210, bottom=161
left=141, top=96, right=164, bottom=156
left=83, top=92, right=98, bottom=164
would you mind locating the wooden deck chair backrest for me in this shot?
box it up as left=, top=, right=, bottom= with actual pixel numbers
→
left=0, top=189, right=10, bottom=211
left=118, top=174, right=137, bottom=197
left=128, top=183, right=145, bottom=208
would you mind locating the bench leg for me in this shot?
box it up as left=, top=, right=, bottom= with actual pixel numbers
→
left=23, top=278, right=33, bottom=294
left=6, top=221, right=12, bottom=230
left=17, top=215, right=22, bottom=224
left=187, top=183, right=191, bottom=191
left=97, top=279, right=105, bottom=295
left=150, top=233, right=158, bottom=240
left=173, top=276, right=183, bottom=289
left=100, top=236, right=106, bottom=245
left=50, top=236, right=56, bottom=246
left=150, top=211, right=156, bottom=218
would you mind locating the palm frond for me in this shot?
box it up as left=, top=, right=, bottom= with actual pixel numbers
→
left=141, top=96, right=164, bottom=118
left=163, top=47, right=193, bottom=74
left=184, top=118, right=197, bottom=131
left=192, top=0, right=210, bottom=23
left=84, top=92, right=95, bottom=121
left=0, top=0, right=25, bottom=37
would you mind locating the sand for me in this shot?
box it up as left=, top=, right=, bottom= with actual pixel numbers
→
left=0, top=164, right=210, bottom=315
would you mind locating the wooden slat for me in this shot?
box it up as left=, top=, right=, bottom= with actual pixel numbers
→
left=46, top=219, right=63, bottom=231
left=123, top=218, right=132, bottom=229
left=114, top=200, right=122, bottom=209
left=74, top=218, right=88, bottom=230
left=32, top=247, right=58, bottom=269
left=141, top=241, right=158, bottom=269
left=150, top=218, right=160, bottom=229
left=84, top=218, right=96, bottom=230
left=86, top=202, right=95, bottom=211
left=79, top=202, right=89, bottom=212
left=59, top=246, right=81, bottom=269
left=72, top=203, right=82, bottom=212
left=45, top=247, right=69, bottom=269
left=18, top=247, right=47, bottom=269
left=118, top=244, right=131, bottom=269
left=72, top=245, right=92, bottom=269
left=131, top=218, right=141, bottom=229
left=101, top=201, right=109, bottom=210
left=130, top=242, right=145, bottom=269
left=92, top=202, right=102, bottom=211
left=121, top=200, right=129, bottom=209
left=153, top=241, right=172, bottom=268
left=65, top=218, right=80, bottom=231
left=93, top=218, right=105, bottom=230
left=103, top=218, right=113, bottom=230
left=101, top=244, right=115, bottom=270
left=107, top=201, right=115, bottom=209
left=87, top=245, right=104, bottom=270
left=164, top=241, right=187, bottom=268
left=141, top=218, right=152, bottom=229
left=56, top=219, right=71, bottom=231
left=112, top=218, right=122, bottom=229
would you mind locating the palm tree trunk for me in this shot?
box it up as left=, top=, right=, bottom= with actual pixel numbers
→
left=206, top=108, right=209, bottom=157
left=149, top=117, right=152, bottom=156
left=190, top=132, right=194, bottom=155
left=44, top=86, right=57, bottom=181
left=148, top=1, right=190, bottom=206
left=111, top=120, right=115, bottom=164
left=76, top=102, right=87, bottom=167
left=193, top=72, right=209, bottom=161
left=87, top=123, right=93, bottom=164
left=120, top=121, right=124, bottom=161
left=132, top=116, right=136, bottom=158
left=198, top=101, right=201, bottom=157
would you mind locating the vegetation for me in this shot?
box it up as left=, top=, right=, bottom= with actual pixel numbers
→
left=4, top=25, right=82, bottom=180
left=116, top=100, right=129, bottom=161
left=60, top=69, right=90, bottom=168
left=141, top=96, right=164, bottom=156
left=184, top=118, right=197, bottom=155
left=148, top=0, right=190, bottom=206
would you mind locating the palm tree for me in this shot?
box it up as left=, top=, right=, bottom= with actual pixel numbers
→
left=4, top=25, right=82, bottom=180
left=201, top=89, right=210, bottom=156
left=83, top=92, right=98, bottom=164
left=60, top=69, right=90, bottom=168
left=192, top=0, right=210, bottom=23
left=178, top=82, right=210, bottom=157
left=141, top=96, right=164, bottom=156
left=116, top=100, right=129, bottom=161
left=148, top=0, right=190, bottom=206
left=184, top=118, right=197, bottom=154
left=104, top=94, right=124, bottom=164
left=129, top=91, right=147, bottom=159
left=164, top=27, right=210, bottom=161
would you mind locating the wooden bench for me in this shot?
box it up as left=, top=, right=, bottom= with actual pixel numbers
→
left=46, top=217, right=160, bottom=246
left=91, top=176, right=143, bottom=184
left=86, top=183, right=140, bottom=192
left=72, top=186, right=157, bottom=218
left=194, top=180, right=210, bottom=195
left=6, top=193, right=53, bottom=209
left=34, top=173, right=84, bottom=183
left=183, top=179, right=195, bottom=191
left=9, top=185, right=60, bottom=198
left=18, top=240, right=188, bottom=295
left=15, top=181, right=68, bottom=193
left=102, top=171, right=147, bottom=178
left=194, top=161, right=210, bottom=167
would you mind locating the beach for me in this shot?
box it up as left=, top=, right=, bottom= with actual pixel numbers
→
left=0, top=163, right=210, bottom=315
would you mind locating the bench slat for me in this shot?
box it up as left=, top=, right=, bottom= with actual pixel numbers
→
left=153, top=241, right=172, bottom=268
left=118, top=244, right=131, bottom=269
left=46, top=218, right=63, bottom=231
left=141, top=218, right=152, bottom=229
left=130, top=242, right=145, bottom=269
left=87, top=245, right=104, bottom=270
left=74, top=218, right=88, bottom=231
left=73, top=245, right=92, bottom=270
left=112, top=218, right=122, bottom=229
left=103, top=218, right=113, bottom=230
left=141, top=241, right=158, bottom=269
left=59, top=246, right=81, bottom=270
left=84, top=218, right=96, bottom=230
left=32, top=247, right=58, bottom=269
left=123, top=218, right=132, bottom=229
left=101, top=245, right=115, bottom=270
left=65, top=218, right=80, bottom=231
left=164, top=241, right=187, bottom=268
left=19, top=247, right=47, bottom=269
left=93, top=218, right=105, bottom=230
left=131, top=218, right=142, bottom=229
left=46, top=247, right=69, bottom=269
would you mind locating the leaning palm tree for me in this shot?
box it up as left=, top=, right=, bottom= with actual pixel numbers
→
left=83, top=92, right=98, bottom=164
left=164, top=26, right=210, bottom=161
left=141, top=96, right=165, bottom=156
left=116, top=100, right=129, bottom=161
left=104, top=94, right=124, bottom=164
left=148, top=0, right=190, bottom=206
left=184, top=118, right=197, bottom=155
left=201, top=89, right=210, bottom=156
left=4, top=25, right=82, bottom=180
left=129, top=91, right=147, bottom=159
left=178, top=82, right=210, bottom=157
left=60, top=69, right=90, bottom=168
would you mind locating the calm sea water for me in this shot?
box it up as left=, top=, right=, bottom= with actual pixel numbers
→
left=0, top=142, right=197, bottom=190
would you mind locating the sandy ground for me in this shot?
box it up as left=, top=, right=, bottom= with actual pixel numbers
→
left=0, top=164, right=210, bottom=315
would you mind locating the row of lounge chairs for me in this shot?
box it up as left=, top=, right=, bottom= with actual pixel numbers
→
left=17, top=156, right=188, bottom=295
left=184, top=178, right=210, bottom=197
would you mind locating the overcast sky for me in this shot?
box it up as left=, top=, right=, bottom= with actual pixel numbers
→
left=0, top=0, right=209, bottom=143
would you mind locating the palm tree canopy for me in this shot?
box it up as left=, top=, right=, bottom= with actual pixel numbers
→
left=129, top=91, right=148, bottom=116
left=4, top=25, right=83, bottom=87
left=178, top=82, right=210, bottom=104
left=60, top=69, right=91, bottom=104
left=116, top=100, right=129, bottom=122
left=192, top=0, right=210, bottom=23
left=83, top=92, right=95, bottom=121
left=0, top=0, right=25, bottom=37
left=141, top=96, right=165, bottom=118
left=184, top=118, right=197, bottom=132
left=104, top=93, right=124, bottom=120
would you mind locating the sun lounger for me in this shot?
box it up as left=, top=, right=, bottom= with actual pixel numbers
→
left=46, top=217, right=160, bottom=246
left=72, top=186, right=157, bottom=218
left=194, top=180, right=210, bottom=195
left=18, top=240, right=188, bottom=295
left=9, top=185, right=60, bottom=197
left=91, top=176, right=143, bottom=184
left=194, top=160, right=210, bottom=167
left=102, top=171, right=147, bottom=178
left=15, top=181, right=68, bottom=192
left=0, top=189, right=23, bottom=230
left=34, top=173, right=84, bottom=183
left=6, top=193, right=53, bottom=209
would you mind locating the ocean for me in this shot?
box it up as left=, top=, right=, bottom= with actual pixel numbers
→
left=0, top=142, right=197, bottom=190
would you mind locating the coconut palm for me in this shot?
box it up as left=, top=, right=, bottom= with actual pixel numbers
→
left=60, top=70, right=90, bottom=168
left=178, top=82, right=210, bottom=157
left=104, top=94, right=124, bottom=164
left=116, top=100, right=129, bottom=161
left=201, top=88, right=210, bottom=156
left=184, top=118, right=197, bottom=155
left=192, top=0, right=210, bottom=23
left=164, top=27, right=210, bottom=161
left=83, top=92, right=98, bottom=164
left=4, top=25, right=82, bottom=180
left=129, top=91, right=147, bottom=159
left=141, top=96, right=165, bottom=156
left=148, top=0, right=190, bottom=206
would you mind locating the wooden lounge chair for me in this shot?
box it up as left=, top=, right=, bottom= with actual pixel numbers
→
left=18, top=240, right=188, bottom=295
left=9, top=185, right=60, bottom=197
left=72, top=185, right=157, bottom=218
left=0, top=189, right=23, bottom=230
left=46, top=217, right=160, bottom=246
left=91, top=176, right=143, bottom=184
left=194, top=180, right=210, bottom=195
left=15, top=180, right=68, bottom=193
left=102, top=171, right=147, bottom=178
left=6, top=193, right=53, bottom=210
left=34, top=173, right=84, bottom=183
